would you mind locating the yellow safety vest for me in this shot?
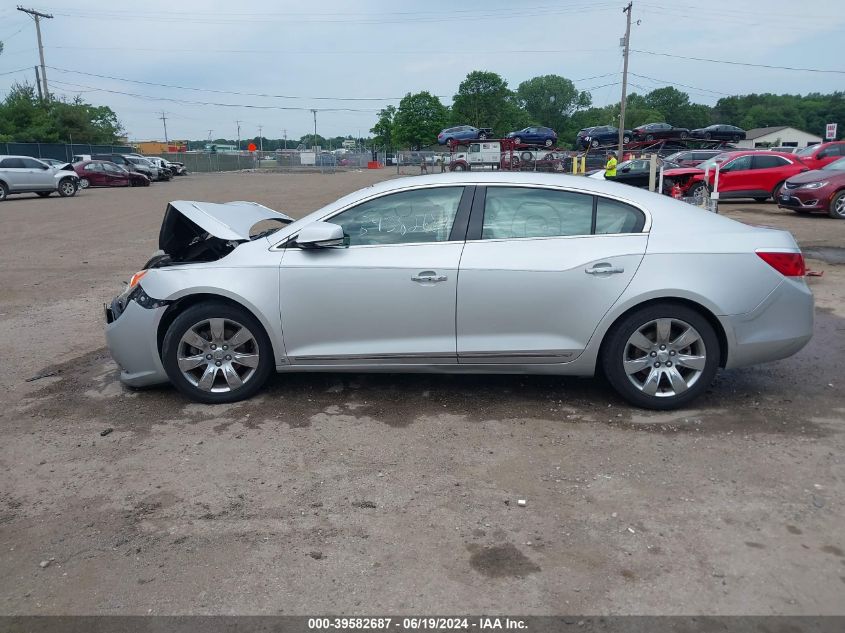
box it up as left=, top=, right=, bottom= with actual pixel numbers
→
left=605, top=157, right=618, bottom=177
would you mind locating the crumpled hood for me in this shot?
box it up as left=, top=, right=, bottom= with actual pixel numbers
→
left=165, top=200, right=293, bottom=243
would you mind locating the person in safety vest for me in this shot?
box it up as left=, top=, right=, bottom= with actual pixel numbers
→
left=605, top=152, right=618, bottom=178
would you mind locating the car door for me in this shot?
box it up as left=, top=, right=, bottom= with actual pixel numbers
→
left=713, top=154, right=753, bottom=194
left=103, top=162, right=128, bottom=186
left=21, top=158, right=55, bottom=189
left=456, top=185, right=647, bottom=363
left=82, top=163, right=103, bottom=186
left=278, top=185, right=473, bottom=364
left=751, top=155, right=794, bottom=195
left=615, top=160, right=650, bottom=187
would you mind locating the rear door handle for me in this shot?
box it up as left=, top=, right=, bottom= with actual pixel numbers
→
left=585, top=263, right=625, bottom=275
left=412, top=271, right=448, bottom=283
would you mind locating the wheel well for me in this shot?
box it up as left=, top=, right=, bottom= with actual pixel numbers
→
left=597, top=297, right=729, bottom=369
left=156, top=293, right=267, bottom=355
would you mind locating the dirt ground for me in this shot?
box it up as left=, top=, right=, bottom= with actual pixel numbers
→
left=0, top=171, right=843, bottom=616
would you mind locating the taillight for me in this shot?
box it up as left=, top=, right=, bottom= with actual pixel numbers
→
left=756, top=251, right=805, bottom=277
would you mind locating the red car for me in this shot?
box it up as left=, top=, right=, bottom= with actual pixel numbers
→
left=73, top=160, right=150, bottom=188
left=662, top=151, right=808, bottom=202
left=794, top=141, right=845, bottom=170
left=777, top=157, right=845, bottom=219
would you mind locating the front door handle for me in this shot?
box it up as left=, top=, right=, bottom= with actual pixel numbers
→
left=412, top=271, right=448, bottom=283
left=585, top=263, right=625, bottom=275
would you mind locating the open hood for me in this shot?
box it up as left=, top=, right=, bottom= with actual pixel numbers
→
left=165, top=200, right=292, bottom=242
left=155, top=200, right=293, bottom=266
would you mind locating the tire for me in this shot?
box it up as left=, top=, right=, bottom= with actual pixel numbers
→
left=478, top=133, right=487, bottom=140
left=733, top=135, right=741, bottom=142
left=771, top=181, right=785, bottom=201
left=679, top=131, right=688, bottom=139
left=623, top=135, right=631, bottom=144
left=161, top=301, right=274, bottom=404
left=591, top=138, right=600, bottom=148
left=602, top=303, right=720, bottom=410
left=57, top=178, right=77, bottom=197
left=544, top=138, right=553, bottom=147
left=79, top=178, right=90, bottom=189
left=646, top=134, right=654, bottom=141
left=753, top=197, right=767, bottom=203
left=513, top=136, right=522, bottom=145
left=688, top=182, right=708, bottom=202
left=704, top=132, right=712, bottom=140
left=0, top=182, right=6, bottom=201
left=37, top=192, right=51, bottom=198
left=829, top=190, right=845, bottom=219
left=520, top=151, right=533, bottom=161
left=444, top=138, right=453, bottom=146
left=450, top=163, right=467, bottom=172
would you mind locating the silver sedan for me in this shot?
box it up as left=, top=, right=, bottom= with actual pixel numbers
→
left=104, top=173, right=813, bottom=409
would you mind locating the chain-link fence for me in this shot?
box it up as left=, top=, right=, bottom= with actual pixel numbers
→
left=146, top=151, right=381, bottom=174
left=396, top=151, right=447, bottom=176
left=0, top=142, right=134, bottom=162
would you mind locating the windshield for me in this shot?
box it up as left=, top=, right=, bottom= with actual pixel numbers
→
left=822, top=157, right=845, bottom=171
left=699, top=153, right=732, bottom=170
left=797, top=145, right=820, bottom=156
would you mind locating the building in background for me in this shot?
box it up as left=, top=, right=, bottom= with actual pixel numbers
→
left=137, top=140, right=188, bottom=154
left=737, top=126, right=822, bottom=149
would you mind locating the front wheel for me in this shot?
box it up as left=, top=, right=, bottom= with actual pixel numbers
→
left=829, top=190, right=845, bottom=219
left=679, top=131, right=688, bottom=139
left=450, top=162, right=467, bottom=172
left=623, top=135, right=631, bottom=144
left=646, top=134, right=655, bottom=141
left=772, top=181, right=785, bottom=201
left=478, top=133, right=487, bottom=140
left=0, top=182, right=6, bottom=201
left=513, top=136, right=522, bottom=145
left=602, top=303, right=720, bottom=410
left=591, top=138, right=600, bottom=148
left=688, top=182, right=708, bottom=202
left=161, top=302, right=274, bottom=404
left=57, top=178, right=77, bottom=197
left=704, top=132, right=712, bottom=140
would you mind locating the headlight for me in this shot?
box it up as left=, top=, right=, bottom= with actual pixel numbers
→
left=799, top=181, right=828, bottom=189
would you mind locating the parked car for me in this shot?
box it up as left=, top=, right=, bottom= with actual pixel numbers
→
left=145, top=157, right=174, bottom=180
left=690, top=124, right=746, bottom=142
left=794, top=141, right=845, bottom=171
left=507, top=126, right=558, bottom=147
left=632, top=122, right=690, bottom=141
left=167, top=160, right=186, bottom=175
left=103, top=173, right=812, bottom=410
left=92, top=154, right=155, bottom=181
left=596, top=157, right=680, bottom=187
left=576, top=126, right=632, bottom=148
left=437, top=125, right=493, bottom=145
left=777, top=157, right=845, bottom=219
left=662, top=151, right=809, bottom=201
left=663, top=149, right=723, bottom=167
left=73, top=160, right=151, bottom=188
left=0, top=155, right=79, bottom=200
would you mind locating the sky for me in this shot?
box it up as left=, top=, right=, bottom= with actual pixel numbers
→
left=1, top=0, right=843, bottom=142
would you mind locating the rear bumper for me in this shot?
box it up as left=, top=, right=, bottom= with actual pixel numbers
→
left=721, top=277, right=814, bottom=369
left=105, top=299, right=169, bottom=387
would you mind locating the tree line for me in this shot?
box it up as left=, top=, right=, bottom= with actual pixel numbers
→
left=370, top=70, right=845, bottom=150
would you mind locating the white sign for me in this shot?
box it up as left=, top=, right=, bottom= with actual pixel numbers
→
left=826, top=123, right=837, bottom=140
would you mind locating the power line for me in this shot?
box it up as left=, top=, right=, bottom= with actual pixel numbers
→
left=631, top=49, right=845, bottom=74
left=627, top=72, right=732, bottom=97
left=0, top=66, right=33, bottom=76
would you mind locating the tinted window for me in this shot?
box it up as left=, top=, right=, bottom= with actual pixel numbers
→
left=330, top=187, right=463, bottom=246
left=753, top=155, right=789, bottom=169
left=482, top=187, right=593, bottom=239
left=724, top=155, right=753, bottom=171
left=21, top=158, right=46, bottom=168
left=595, top=198, right=646, bottom=235
left=0, top=158, right=26, bottom=168
left=84, top=163, right=100, bottom=172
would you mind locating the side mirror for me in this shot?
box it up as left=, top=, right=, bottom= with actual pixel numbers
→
left=620, top=167, right=631, bottom=172
left=296, top=221, right=348, bottom=249
left=42, top=164, right=50, bottom=170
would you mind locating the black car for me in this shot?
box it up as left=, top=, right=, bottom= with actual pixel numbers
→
left=690, top=124, right=746, bottom=142
left=631, top=122, right=690, bottom=141
left=576, top=125, right=632, bottom=148
left=603, top=157, right=680, bottom=188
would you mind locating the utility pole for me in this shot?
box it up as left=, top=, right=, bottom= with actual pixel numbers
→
left=34, top=66, right=43, bottom=101
left=283, top=129, right=287, bottom=150
left=236, top=120, right=242, bottom=151
left=311, top=109, right=318, bottom=148
left=258, top=125, right=263, bottom=154
left=17, top=6, right=53, bottom=100
left=159, top=111, right=169, bottom=143
left=617, top=2, right=633, bottom=157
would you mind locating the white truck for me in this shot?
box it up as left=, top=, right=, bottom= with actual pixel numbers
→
left=449, top=140, right=566, bottom=172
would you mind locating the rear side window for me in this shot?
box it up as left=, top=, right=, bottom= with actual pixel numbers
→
left=0, top=158, right=26, bottom=168
left=753, top=155, right=789, bottom=169
left=595, top=199, right=645, bottom=234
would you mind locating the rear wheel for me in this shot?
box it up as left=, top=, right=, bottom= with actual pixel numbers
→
left=79, top=178, right=90, bottom=189
left=829, top=190, right=845, bottom=219
left=753, top=197, right=767, bottom=203
left=0, top=182, right=6, bottom=201
left=478, top=132, right=487, bottom=140
left=57, top=178, right=77, bottom=197
left=704, top=132, right=712, bottom=140
left=602, top=303, right=720, bottom=410
left=732, top=135, right=741, bottom=142
left=680, top=131, right=688, bottom=139
left=623, top=134, right=631, bottom=144
left=162, top=302, right=274, bottom=404
left=646, top=134, right=655, bottom=141
left=544, top=138, right=553, bottom=147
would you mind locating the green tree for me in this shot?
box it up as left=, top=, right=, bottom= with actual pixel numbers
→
left=516, top=74, right=591, bottom=133
left=451, top=70, right=528, bottom=136
left=370, top=105, right=396, bottom=150
left=392, top=91, right=448, bottom=150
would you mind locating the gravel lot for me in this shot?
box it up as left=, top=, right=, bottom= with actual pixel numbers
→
left=1, top=171, right=843, bottom=615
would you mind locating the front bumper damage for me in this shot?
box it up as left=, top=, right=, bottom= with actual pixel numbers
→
left=104, top=285, right=170, bottom=387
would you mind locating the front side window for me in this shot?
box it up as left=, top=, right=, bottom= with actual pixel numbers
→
left=21, top=158, right=46, bottom=168
left=724, top=155, right=753, bottom=171
left=330, top=187, right=464, bottom=246
left=481, top=187, right=593, bottom=239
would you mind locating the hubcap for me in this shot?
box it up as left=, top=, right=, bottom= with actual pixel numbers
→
left=61, top=181, right=75, bottom=195
left=177, top=318, right=259, bottom=393
left=80, top=179, right=89, bottom=189
left=623, top=318, right=706, bottom=398
left=835, top=195, right=845, bottom=217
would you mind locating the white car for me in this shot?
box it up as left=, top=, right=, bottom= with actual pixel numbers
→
left=0, top=155, right=80, bottom=200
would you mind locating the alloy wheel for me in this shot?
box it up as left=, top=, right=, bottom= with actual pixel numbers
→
left=177, top=318, right=260, bottom=393
left=60, top=180, right=76, bottom=196
left=622, top=318, right=706, bottom=397
left=79, top=178, right=90, bottom=189
left=833, top=193, right=845, bottom=219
